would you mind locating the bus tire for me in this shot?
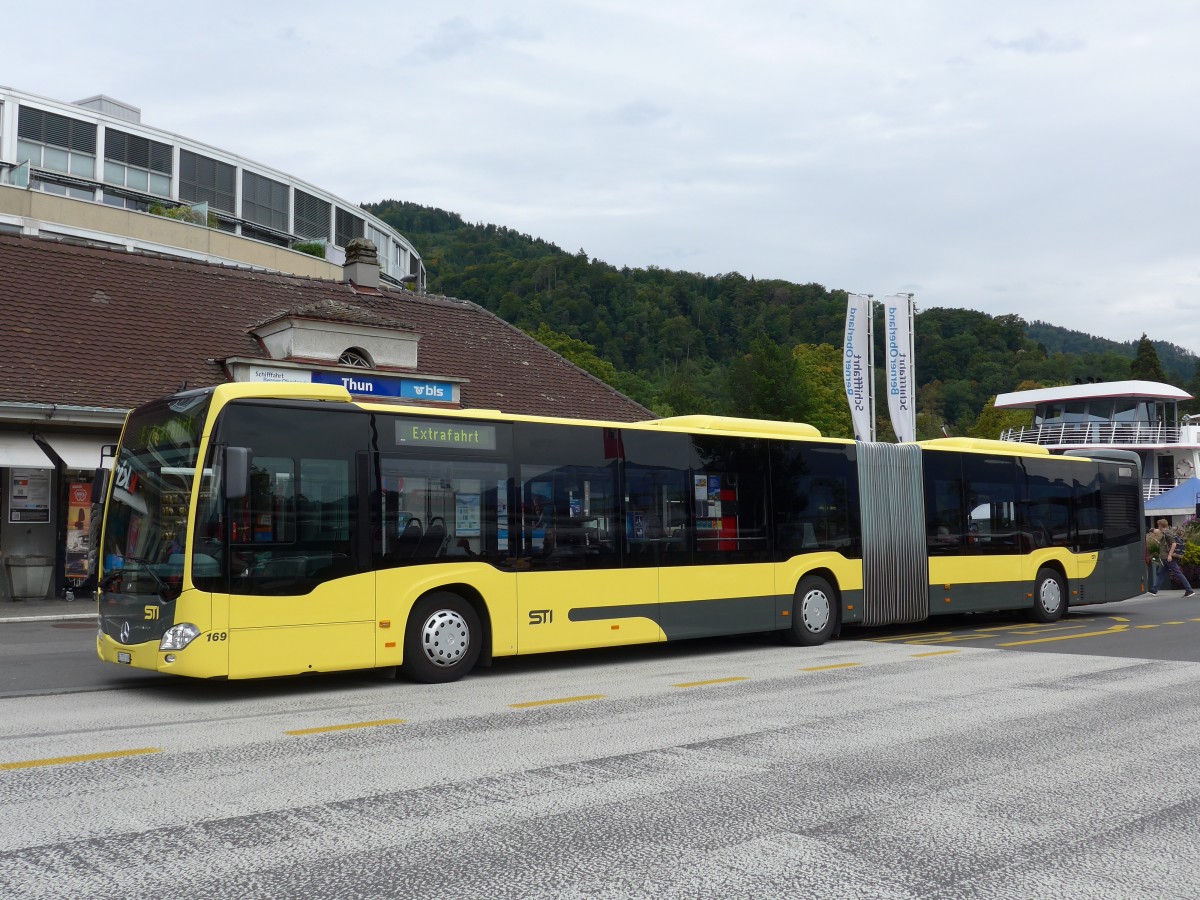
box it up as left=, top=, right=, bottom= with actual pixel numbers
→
left=401, top=591, right=482, bottom=684
left=1031, top=567, right=1067, bottom=623
left=785, top=575, right=838, bottom=646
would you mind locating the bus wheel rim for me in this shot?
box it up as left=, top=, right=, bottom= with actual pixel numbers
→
left=801, top=589, right=830, bottom=633
left=421, top=609, right=470, bottom=667
left=1040, top=579, right=1062, bottom=613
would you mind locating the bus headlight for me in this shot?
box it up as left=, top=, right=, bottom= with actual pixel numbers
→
left=160, top=623, right=200, bottom=651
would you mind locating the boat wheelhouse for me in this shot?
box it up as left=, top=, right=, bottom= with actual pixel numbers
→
left=995, top=380, right=1199, bottom=517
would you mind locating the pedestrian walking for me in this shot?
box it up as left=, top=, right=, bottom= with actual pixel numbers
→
left=1149, top=518, right=1196, bottom=596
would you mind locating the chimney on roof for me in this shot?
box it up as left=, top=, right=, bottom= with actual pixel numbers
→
left=343, top=238, right=381, bottom=290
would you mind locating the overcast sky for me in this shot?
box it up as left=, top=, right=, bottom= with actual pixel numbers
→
left=10, top=1, right=1200, bottom=353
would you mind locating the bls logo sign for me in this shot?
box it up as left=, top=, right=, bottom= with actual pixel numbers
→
left=114, top=460, right=135, bottom=491
left=528, top=609, right=553, bottom=625
left=143, top=605, right=159, bottom=621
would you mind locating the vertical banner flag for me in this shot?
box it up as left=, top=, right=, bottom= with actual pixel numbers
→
left=883, top=293, right=916, bottom=442
left=843, top=293, right=873, bottom=441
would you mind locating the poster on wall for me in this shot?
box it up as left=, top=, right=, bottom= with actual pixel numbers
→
left=9, top=468, right=51, bottom=523
left=65, top=482, right=92, bottom=579
left=455, top=493, right=481, bottom=537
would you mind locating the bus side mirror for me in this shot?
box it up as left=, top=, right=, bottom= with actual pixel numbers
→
left=224, top=447, right=251, bottom=500
left=92, top=467, right=108, bottom=505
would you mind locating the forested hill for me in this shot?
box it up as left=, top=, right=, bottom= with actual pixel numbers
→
left=1027, top=321, right=1193, bottom=383
left=368, top=200, right=1196, bottom=436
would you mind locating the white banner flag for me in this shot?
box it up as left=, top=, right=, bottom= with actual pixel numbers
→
left=883, top=293, right=915, bottom=442
left=843, top=293, right=873, bottom=441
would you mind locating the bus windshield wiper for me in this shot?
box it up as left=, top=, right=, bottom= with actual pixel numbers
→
left=121, top=556, right=176, bottom=601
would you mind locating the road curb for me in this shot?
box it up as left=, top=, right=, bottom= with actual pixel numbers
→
left=0, top=614, right=97, bottom=625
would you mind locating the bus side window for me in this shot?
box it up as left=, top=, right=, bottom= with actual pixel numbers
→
left=923, top=450, right=964, bottom=555
left=689, top=436, right=769, bottom=565
left=520, top=464, right=620, bottom=569
left=207, top=403, right=369, bottom=597
left=376, top=454, right=509, bottom=568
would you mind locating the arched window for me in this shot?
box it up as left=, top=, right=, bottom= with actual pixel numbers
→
left=339, top=347, right=373, bottom=368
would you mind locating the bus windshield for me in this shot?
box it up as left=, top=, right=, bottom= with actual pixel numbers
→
left=102, top=392, right=210, bottom=601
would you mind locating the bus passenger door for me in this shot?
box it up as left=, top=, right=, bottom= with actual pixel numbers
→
left=515, top=461, right=661, bottom=653
left=660, top=468, right=775, bottom=638
left=927, top=452, right=1022, bottom=614
left=213, top=411, right=376, bottom=678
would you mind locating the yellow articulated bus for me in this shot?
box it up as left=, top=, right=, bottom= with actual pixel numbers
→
left=95, top=383, right=1147, bottom=683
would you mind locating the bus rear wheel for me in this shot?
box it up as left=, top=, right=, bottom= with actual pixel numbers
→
left=1031, top=567, right=1067, bottom=624
left=402, top=591, right=482, bottom=684
left=785, top=575, right=838, bottom=646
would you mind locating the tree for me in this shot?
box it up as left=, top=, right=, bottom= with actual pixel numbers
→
left=1182, top=359, right=1200, bottom=416
left=968, top=396, right=1034, bottom=440
left=793, top=343, right=852, bottom=438
left=369, top=199, right=1199, bottom=429
left=726, top=336, right=805, bottom=421
left=1130, top=333, right=1168, bottom=382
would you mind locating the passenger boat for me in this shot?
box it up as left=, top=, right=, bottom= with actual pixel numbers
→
left=995, top=380, right=1200, bottom=522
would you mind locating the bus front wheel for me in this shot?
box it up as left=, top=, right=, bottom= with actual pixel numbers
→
left=401, top=591, right=482, bottom=683
left=1031, top=567, right=1067, bottom=624
left=785, top=575, right=838, bottom=646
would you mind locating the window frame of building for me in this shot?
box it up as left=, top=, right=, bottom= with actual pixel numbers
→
left=242, top=170, right=290, bottom=233
left=335, top=208, right=364, bottom=247
left=17, top=107, right=97, bottom=180
left=178, top=148, right=236, bottom=214
left=103, top=128, right=172, bottom=198
left=294, top=189, right=332, bottom=242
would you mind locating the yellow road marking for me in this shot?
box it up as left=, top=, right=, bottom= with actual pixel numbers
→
left=868, top=632, right=953, bottom=643
left=1007, top=624, right=1087, bottom=635
left=285, top=718, right=405, bottom=736
left=509, top=694, right=605, bottom=709
left=1135, top=625, right=1160, bottom=630
left=999, top=625, right=1129, bottom=647
left=910, top=649, right=961, bottom=658
left=905, top=635, right=996, bottom=645
left=1164, top=621, right=1186, bottom=625
left=1109, top=616, right=1130, bottom=622
left=1, top=747, right=161, bottom=770
left=799, top=662, right=861, bottom=672
left=672, top=677, right=749, bottom=688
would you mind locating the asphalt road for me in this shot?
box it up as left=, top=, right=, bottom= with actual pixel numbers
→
left=3, top=591, right=1197, bottom=700
left=3, top=592, right=1200, bottom=898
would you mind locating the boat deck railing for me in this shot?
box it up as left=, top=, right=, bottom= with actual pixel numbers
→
left=1143, top=478, right=1194, bottom=499
left=1000, top=422, right=1182, bottom=446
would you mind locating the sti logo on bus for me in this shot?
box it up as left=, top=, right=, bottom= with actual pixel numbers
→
left=529, top=609, right=553, bottom=625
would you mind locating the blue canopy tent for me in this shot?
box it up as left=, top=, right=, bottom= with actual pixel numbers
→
left=1145, top=477, right=1200, bottom=519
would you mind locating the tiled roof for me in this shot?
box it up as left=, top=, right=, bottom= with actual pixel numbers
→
left=249, top=298, right=416, bottom=332
left=0, top=234, right=651, bottom=422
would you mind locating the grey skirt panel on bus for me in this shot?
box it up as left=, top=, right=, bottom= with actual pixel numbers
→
left=856, top=442, right=929, bottom=625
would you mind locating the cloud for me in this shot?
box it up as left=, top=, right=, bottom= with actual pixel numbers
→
left=986, top=29, right=1085, bottom=55
left=409, top=15, right=542, bottom=63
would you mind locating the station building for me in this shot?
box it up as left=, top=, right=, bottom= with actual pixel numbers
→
left=0, top=233, right=649, bottom=601
left=0, top=85, right=425, bottom=288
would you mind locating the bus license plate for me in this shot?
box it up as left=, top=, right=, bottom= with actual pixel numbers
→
left=117, top=651, right=132, bottom=664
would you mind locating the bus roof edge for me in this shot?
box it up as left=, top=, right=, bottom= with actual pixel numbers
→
left=211, top=382, right=353, bottom=403
left=920, top=436, right=1051, bottom=455
left=649, top=414, right=822, bottom=439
